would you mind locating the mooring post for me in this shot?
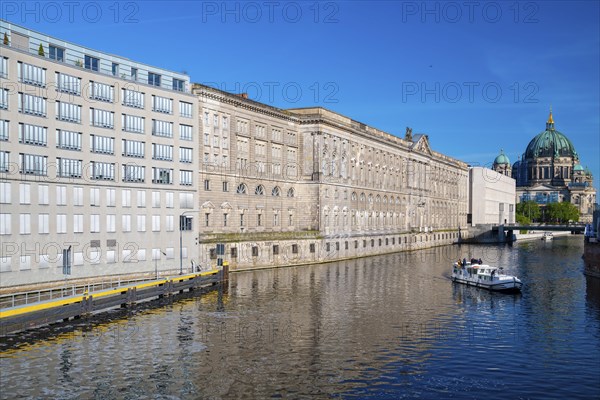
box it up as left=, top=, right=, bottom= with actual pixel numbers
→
left=222, top=261, right=229, bottom=282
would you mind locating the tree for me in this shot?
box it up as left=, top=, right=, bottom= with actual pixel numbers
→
left=38, top=43, right=45, bottom=56
left=3, top=33, right=8, bottom=46
left=516, top=200, right=540, bottom=222
left=516, top=214, right=531, bottom=225
left=546, top=201, right=579, bottom=224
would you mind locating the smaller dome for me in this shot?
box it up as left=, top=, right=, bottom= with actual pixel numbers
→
left=494, top=149, right=510, bottom=165
left=574, top=164, right=584, bottom=172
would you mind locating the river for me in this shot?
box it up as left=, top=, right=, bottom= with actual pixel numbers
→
left=1, top=236, right=599, bottom=399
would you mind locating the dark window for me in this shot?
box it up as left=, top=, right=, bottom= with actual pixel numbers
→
left=363, top=240, right=367, bottom=248
left=84, top=55, right=99, bottom=71
left=148, top=72, right=161, bottom=87
left=292, top=244, right=298, bottom=254
left=354, top=240, right=358, bottom=249
left=326, top=243, right=330, bottom=252
left=336, top=242, right=340, bottom=251
left=231, top=247, right=237, bottom=258
left=345, top=241, right=348, bottom=250
left=112, top=63, right=119, bottom=76
left=204, top=179, right=210, bottom=191
left=173, top=78, right=184, bottom=92
left=222, top=181, right=228, bottom=192
left=179, top=215, right=193, bottom=231
left=131, top=67, right=138, bottom=80
left=386, top=238, right=389, bottom=246
left=209, top=249, right=216, bottom=259
left=371, top=239, right=375, bottom=247
left=273, top=245, right=279, bottom=255
left=252, top=246, right=258, bottom=257
left=309, top=243, right=315, bottom=253
left=49, top=45, right=64, bottom=62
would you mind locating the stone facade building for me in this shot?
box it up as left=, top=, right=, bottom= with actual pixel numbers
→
left=193, top=85, right=470, bottom=271
left=0, top=20, right=471, bottom=289
left=498, top=111, right=596, bottom=223
left=0, top=21, right=200, bottom=287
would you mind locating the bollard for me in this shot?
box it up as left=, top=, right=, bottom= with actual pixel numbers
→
left=222, top=261, right=229, bottom=282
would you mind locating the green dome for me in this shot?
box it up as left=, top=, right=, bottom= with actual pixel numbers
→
left=574, top=164, right=584, bottom=172
left=524, top=128, right=578, bottom=159
left=493, top=150, right=510, bottom=165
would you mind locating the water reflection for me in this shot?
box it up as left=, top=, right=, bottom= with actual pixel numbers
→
left=1, top=237, right=598, bottom=399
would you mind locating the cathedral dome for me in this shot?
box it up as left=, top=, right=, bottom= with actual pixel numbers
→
left=493, top=149, right=510, bottom=165
left=574, top=164, right=584, bottom=172
left=524, top=111, right=578, bottom=160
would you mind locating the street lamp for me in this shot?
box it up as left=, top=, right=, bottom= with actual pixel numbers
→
left=155, top=250, right=167, bottom=279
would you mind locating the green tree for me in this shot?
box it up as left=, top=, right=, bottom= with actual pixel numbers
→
left=516, top=201, right=540, bottom=222
left=3, top=33, right=8, bottom=46
left=38, top=43, right=45, bottom=56
left=516, top=214, right=531, bottom=225
left=546, top=201, right=579, bottom=223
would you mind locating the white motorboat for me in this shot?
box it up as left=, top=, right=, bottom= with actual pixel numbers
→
left=452, top=262, right=523, bottom=293
left=542, top=232, right=554, bottom=241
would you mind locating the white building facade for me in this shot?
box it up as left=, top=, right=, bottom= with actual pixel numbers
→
left=468, top=167, right=516, bottom=226
left=0, top=21, right=199, bottom=288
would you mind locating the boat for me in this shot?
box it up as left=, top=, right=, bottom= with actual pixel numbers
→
left=542, top=232, right=554, bottom=241
left=452, top=262, right=523, bottom=293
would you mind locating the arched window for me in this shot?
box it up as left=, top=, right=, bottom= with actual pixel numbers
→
left=360, top=193, right=366, bottom=203
left=255, top=185, right=265, bottom=195
left=351, top=192, right=357, bottom=201
left=236, top=183, right=247, bottom=194
left=272, top=186, right=281, bottom=197
left=287, top=188, right=295, bottom=198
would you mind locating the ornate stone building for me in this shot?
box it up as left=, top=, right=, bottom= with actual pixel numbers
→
left=193, top=84, right=470, bottom=271
left=494, top=111, right=596, bottom=223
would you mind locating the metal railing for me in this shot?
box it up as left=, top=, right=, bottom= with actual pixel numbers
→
left=0, top=269, right=184, bottom=309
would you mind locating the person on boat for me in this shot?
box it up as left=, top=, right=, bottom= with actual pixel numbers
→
left=463, top=258, right=467, bottom=266
left=457, top=259, right=462, bottom=267
left=478, top=258, right=482, bottom=264
left=491, top=269, right=496, bottom=280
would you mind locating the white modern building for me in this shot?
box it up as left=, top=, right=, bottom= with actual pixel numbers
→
left=0, top=20, right=200, bottom=288
left=468, top=167, right=516, bottom=226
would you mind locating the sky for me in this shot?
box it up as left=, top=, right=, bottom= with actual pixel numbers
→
left=2, top=0, right=599, bottom=195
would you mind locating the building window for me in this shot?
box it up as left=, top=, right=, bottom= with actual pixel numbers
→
left=91, top=161, right=115, bottom=180
left=205, top=213, right=210, bottom=227
left=180, top=170, right=192, bottom=186
left=122, top=88, right=144, bottom=108
left=292, top=244, right=298, bottom=254
left=236, top=183, right=247, bottom=194
left=90, top=81, right=115, bottom=103
left=273, top=245, right=279, bottom=255
left=152, top=167, right=173, bottom=184
left=148, top=72, right=161, bottom=87
left=252, top=246, right=258, bottom=257
left=240, top=214, right=245, bottom=227
left=55, top=72, right=81, bottom=95
left=152, top=143, right=173, bottom=161
left=18, top=62, right=46, bottom=87
left=18, top=93, right=47, bottom=116
left=131, top=67, right=138, bottom=80
left=84, top=55, right=99, bottom=71
left=255, top=185, right=265, bottom=195
left=90, top=108, right=114, bottom=128
left=180, top=101, right=193, bottom=118
left=231, top=247, right=237, bottom=258
left=180, top=124, right=193, bottom=141
left=310, top=243, right=315, bottom=253
left=19, top=153, right=47, bottom=176
left=49, top=45, right=64, bottom=62
left=19, top=123, right=47, bottom=146
left=287, top=188, right=295, bottom=198
left=223, top=181, right=228, bottom=192
left=180, top=215, right=193, bottom=231
left=112, top=63, right=119, bottom=76
left=90, top=134, right=114, bottom=154
left=204, top=180, right=210, bottom=191
left=223, top=213, right=228, bottom=227
left=152, top=95, right=173, bottom=114
left=56, top=101, right=81, bottom=123
left=122, top=139, right=144, bottom=158
left=173, top=78, right=185, bottom=92
left=257, top=214, right=262, bottom=226
left=123, top=164, right=145, bottom=183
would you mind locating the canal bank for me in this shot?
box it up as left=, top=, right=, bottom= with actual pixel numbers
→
left=1, top=237, right=597, bottom=399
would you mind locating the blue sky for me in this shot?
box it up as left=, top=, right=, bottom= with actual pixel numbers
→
left=3, top=1, right=599, bottom=194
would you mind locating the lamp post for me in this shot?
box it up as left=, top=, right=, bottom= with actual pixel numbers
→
left=155, top=250, right=166, bottom=279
